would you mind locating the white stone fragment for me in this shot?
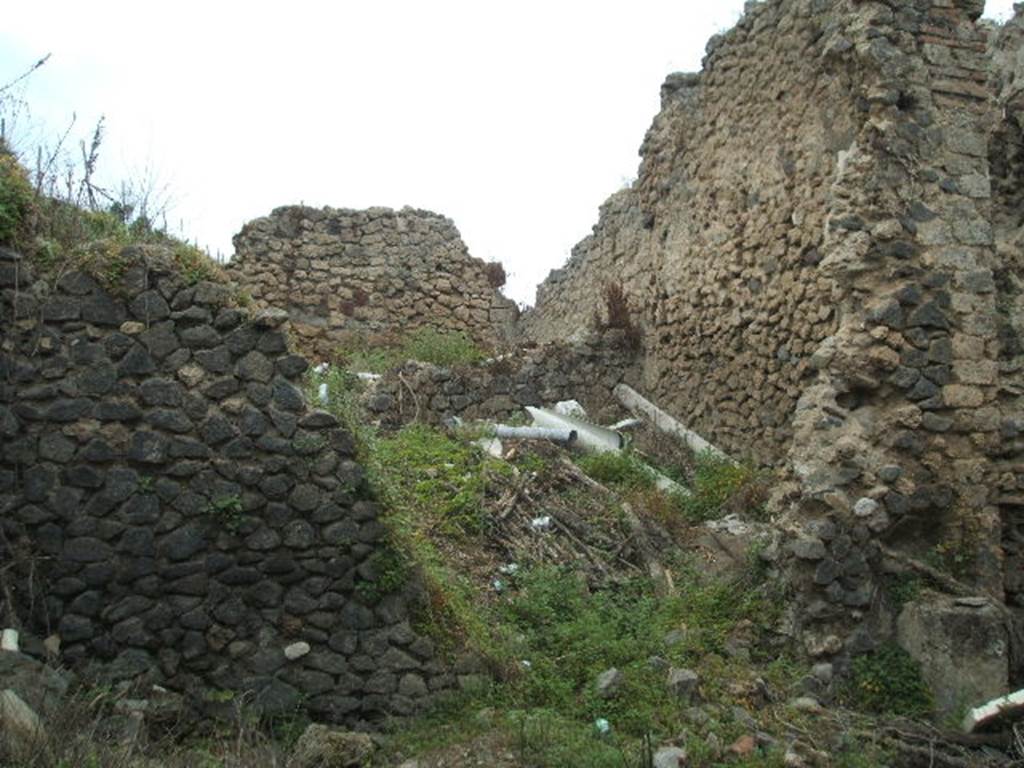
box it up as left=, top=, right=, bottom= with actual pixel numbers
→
left=853, top=497, right=879, bottom=517
left=1, top=629, right=19, bottom=652
left=285, top=642, right=311, bottom=661
left=962, top=688, right=1024, bottom=734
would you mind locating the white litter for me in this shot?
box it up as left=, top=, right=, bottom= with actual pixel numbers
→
left=499, top=563, right=520, bottom=576
left=1, top=629, right=19, bottom=653
left=491, top=579, right=506, bottom=593
left=475, top=437, right=505, bottom=458
left=594, top=718, right=611, bottom=735
left=554, top=400, right=588, bottom=419
left=962, top=687, right=1024, bottom=733
left=313, top=363, right=330, bottom=375
left=356, top=372, right=381, bottom=382
left=318, top=383, right=329, bottom=404
left=530, top=516, right=553, bottom=532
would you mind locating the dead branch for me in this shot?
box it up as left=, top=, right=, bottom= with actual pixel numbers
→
left=0, top=54, right=51, bottom=96
left=558, top=456, right=675, bottom=596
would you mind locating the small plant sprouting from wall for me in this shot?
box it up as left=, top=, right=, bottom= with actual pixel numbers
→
left=484, top=260, right=507, bottom=289
left=593, top=282, right=642, bottom=350
left=207, top=494, right=244, bottom=531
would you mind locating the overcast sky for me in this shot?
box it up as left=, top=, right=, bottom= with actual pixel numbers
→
left=0, top=1, right=1017, bottom=305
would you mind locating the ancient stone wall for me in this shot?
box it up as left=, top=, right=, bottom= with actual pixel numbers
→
left=523, top=2, right=858, bottom=464
left=229, top=206, right=519, bottom=359
left=0, top=246, right=453, bottom=725
left=989, top=6, right=1024, bottom=667
left=364, top=332, right=641, bottom=430
left=524, top=0, right=1024, bottom=691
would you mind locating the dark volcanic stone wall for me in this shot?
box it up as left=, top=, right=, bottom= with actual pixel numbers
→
left=0, top=246, right=451, bottom=725
left=366, top=332, right=641, bottom=430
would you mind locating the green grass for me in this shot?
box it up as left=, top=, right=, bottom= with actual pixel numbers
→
left=374, top=423, right=508, bottom=537
left=842, top=643, right=933, bottom=718
left=576, top=450, right=657, bottom=491
left=383, top=561, right=796, bottom=766
left=673, top=450, right=766, bottom=523
left=340, top=327, right=488, bottom=373
left=0, top=149, right=34, bottom=245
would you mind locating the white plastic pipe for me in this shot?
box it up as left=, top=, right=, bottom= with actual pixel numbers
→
left=495, top=425, right=578, bottom=443
left=606, top=418, right=644, bottom=432
left=525, top=407, right=624, bottom=453
left=614, top=384, right=733, bottom=463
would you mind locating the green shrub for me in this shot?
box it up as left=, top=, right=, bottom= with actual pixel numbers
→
left=577, top=451, right=656, bottom=491
left=173, top=241, right=223, bottom=285
left=0, top=151, right=34, bottom=246
left=355, top=546, right=409, bottom=602
left=339, top=328, right=487, bottom=373
left=375, top=424, right=495, bottom=536
left=844, top=643, right=933, bottom=717
left=401, top=328, right=487, bottom=367
left=674, top=450, right=765, bottom=523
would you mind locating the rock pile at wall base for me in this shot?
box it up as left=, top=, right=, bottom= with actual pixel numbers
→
left=0, top=245, right=457, bottom=726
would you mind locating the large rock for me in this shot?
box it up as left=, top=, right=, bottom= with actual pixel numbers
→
left=291, top=724, right=375, bottom=767
left=0, top=689, right=44, bottom=758
left=0, top=651, right=70, bottom=717
left=897, top=595, right=1009, bottom=718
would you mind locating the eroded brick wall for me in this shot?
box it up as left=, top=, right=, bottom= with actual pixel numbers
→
left=229, top=206, right=519, bottom=359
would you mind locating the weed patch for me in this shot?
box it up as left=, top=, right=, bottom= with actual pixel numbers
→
left=673, top=451, right=767, bottom=523
left=842, top=643, right=933, bottom=718
left=0, top=147, right=33, bottom=245
left=339, top=328, right=488, bottom=373
left=576, top=450, right=656, bottom=491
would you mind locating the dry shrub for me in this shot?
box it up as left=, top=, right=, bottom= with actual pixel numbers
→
left=593, top=282, right=642, bottom=350
left=483, top=261, right=507, bottom=289
left=0, top=686, right=290, bottom=768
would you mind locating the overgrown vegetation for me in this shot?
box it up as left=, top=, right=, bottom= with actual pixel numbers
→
left=842, top=643, right=934, bottom=718
left=337, top=327, right=488, bottom=373
left=576, top=450, right=656, bottom=491
left=0, top=685, right=294, bottom=768
left=0, top=148, right=34, bottom=245
left=672, top=451, right=767, bottom=524
left=484, top=260, right=507, bottom=289
left=0, top=57, right=225, bottom=294
left=593, top=281, right=642, bottom=349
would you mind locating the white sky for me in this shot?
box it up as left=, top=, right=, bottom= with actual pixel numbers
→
left=0, top=1, right=1017, bottom=305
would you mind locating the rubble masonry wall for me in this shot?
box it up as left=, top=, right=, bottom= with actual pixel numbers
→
left=229, top=206, right=519, bottom=359
left=0, top=247, right=454, bottom=726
